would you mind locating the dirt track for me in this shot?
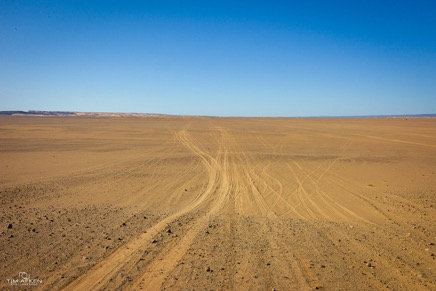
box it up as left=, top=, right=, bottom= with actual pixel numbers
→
left=0, top=116, right=435, bottom=290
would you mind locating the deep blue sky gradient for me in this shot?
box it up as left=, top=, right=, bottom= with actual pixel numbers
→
left=1, top=1, right=435, bottom=116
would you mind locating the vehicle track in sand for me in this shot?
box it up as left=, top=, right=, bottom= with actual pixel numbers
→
left=63, top=128, right=234, bottom=290
left=1, top=116, right=435, bottom=291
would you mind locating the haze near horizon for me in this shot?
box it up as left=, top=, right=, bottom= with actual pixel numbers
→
left=1, top=1, right=435, bottom=117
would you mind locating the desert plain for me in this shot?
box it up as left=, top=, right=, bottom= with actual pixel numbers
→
left=0, top=116, right=435, bottom=290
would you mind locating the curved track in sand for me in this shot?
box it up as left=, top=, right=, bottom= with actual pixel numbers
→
left=0, top=116, right=435, bottom=290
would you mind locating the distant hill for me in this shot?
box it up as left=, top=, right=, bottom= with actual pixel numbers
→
left=0, top=110, right=76, bottom=116
left=0, top=110, right=174, bottom=117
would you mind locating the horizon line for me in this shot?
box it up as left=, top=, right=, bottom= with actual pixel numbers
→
left=1, top=110, right=436, bottom=119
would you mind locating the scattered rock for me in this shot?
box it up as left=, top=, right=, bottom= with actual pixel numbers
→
left=8, top=234, right=13, bottom=238
left=151, top=239, right=158, bottom=244
left=206, top=267, right=211, bottom=272
left=166, top=228, right=172, bottom=234
left=320, top=265, right=326, bottom=268
left=6, top=223, right=12, bottom=229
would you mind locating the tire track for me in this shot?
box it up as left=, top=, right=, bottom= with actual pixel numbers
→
left=219, top=128, right=280, bottom=219
left=63, top=128, right=230, bottom=290
left=292, top=160, right=371, bottom=223
left=287, top=162, right=327, bottom=219
left=129, top=129, right=234, bottom=290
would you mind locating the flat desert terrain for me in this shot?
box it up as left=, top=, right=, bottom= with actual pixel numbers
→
left=0, top=116, right=435, bottom=290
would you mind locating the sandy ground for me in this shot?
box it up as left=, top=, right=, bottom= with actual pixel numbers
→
left=0, top=116, right=435, bottom=290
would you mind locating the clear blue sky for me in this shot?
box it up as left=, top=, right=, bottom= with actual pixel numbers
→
left=1, top=1, right=435, bottom=116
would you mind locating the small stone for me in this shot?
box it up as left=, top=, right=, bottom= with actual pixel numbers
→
left=8, top=234, right=13, bottom=238
left=6, top=223, right=12, bottom=229
left=151, top=239, right=158, bottom=244
left=266, top=262, right=271, bottom=266
left=206, top=267, right=211, bottom=272
left=122, top=222, right=126, bottom=227
left=166, top=228, right=172, bottom=234
left=320, top=265, right=326, bottom=268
